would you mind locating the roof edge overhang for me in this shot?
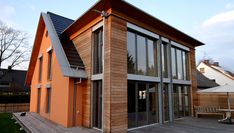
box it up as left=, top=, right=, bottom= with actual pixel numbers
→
left=25, top=13, right=87, bottom=86
left=62, top=0, right=204, bottom=47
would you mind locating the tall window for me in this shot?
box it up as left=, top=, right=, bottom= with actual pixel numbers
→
left=127, top=31, right=157, bottom=76
left=173, top=85, right=191, bottom=118
left=93, top=28, right=103, bottom=74
left=127, top=32, right=136, bottom=73
left=46, top=88, right=51, bottom=113
left=39, top=57, right=43, bottom=82
left=171, top=46, right=190, bottom=80
left=137, top=35, right=147, bottom=75
left=47, top=50, right=52, bottom=80
left=161, top=41, right=168, bottom=78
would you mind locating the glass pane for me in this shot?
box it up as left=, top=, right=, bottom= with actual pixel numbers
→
left=185, top=53, right=190, bottom=80
left=176, top=49, right=183, bottom=80
left=162, top=42, right=168, bottom=78
left=137, top=83, right=147, bottom=126
left=148, top=84, right=159, bottom=124
left=182, top=51, right=186, bottom=80
left=147, top=39, right=156, bottom=76
left=127, top=32, right=137, bottom=74
left=93, top=80, right=102, bottom=129
left=137, top=35, right=147, bottom=75
left=93, top=29, right=103, bottom=74
left=171, top=47, right=177, bottom=79
left=128, top=81, right=137, bottom=128
left=163, top=84, right=169, bottom=121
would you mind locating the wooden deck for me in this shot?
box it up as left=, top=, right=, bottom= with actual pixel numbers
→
left=13, top=112, right=99, bottom=133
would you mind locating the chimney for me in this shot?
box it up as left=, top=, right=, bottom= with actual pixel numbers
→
left=213, top=62, right=219, bottom=66
left=203, top=60, right=210, bottom=64
left=8, top=66, right=12, bottom=71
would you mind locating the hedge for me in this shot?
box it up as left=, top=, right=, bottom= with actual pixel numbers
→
left=0, top=95, right=30, bottom=103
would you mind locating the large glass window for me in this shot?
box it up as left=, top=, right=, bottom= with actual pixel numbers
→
left=176, top=49, right=183, bottom=80
left=161, top=42, right=168, bottom=78
left=147, top=39, right=157, bottom=76
left=137, top=35, right=147, bottom=75
left=93, top=28, right=103, bottom=74
left=171, top=48, right=177, bottom=79
left=127, top=31, right=157, bottom=76
left=171, top=46, right=190, bottom=80
left=163, top=84, right=169, bottom=121
left=128, top=81, right=159, bottom=128
left=173, top=85, right=191, bottom=119
left=93, top=80, right=102, bottom=129
left=127, top=32, right=136, bottom=74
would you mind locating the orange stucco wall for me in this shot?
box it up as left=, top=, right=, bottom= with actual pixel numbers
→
left=29, top=26, right=75, bottom=127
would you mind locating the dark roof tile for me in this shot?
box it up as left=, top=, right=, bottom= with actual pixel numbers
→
left=47, top=12, right=85, bottom=68
left=197, top=70, right=219, bottom=89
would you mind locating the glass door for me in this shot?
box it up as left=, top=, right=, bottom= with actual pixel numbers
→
left=137, top=83, right=147, bottom=126
left=93, top=80, right=102, bottom=129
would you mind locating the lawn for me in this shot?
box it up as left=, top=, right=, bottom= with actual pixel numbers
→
left=0, top=113, right=25, bottom=133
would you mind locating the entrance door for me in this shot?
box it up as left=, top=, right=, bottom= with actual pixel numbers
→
left=137, top=83, right=147, bottom=126
left=93, top=80, right=102, bottom=129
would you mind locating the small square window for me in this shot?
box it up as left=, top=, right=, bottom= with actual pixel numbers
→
left=200, top=68, right=205, bottom=73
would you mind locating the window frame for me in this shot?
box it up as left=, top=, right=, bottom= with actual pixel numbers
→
left=47, top=49, right=53, bottom=81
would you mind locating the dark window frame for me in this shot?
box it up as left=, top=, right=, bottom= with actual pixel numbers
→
left=93, top=28, right=103, bottom=74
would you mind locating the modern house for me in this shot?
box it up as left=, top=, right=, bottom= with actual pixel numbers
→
left=197, top=60, right=234, bottom=86
left=26, top=0, right=204, bottom=132
left=0, top=67, right=29, bottom=94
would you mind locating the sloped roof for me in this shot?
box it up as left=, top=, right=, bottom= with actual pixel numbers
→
left=63, top=0, right=204, bottom=47
left=201, top=61, right=234, bottom=81
left=197, top=70, right=219, bottom=89
left=0, top=68, right=29, bottom=92
left=26, top=12, right=87, bottom=85
left=48, top=12, right=84, bottom=68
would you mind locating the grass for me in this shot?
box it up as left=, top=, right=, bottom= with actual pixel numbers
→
left=0, top=113, right=25, bottom=133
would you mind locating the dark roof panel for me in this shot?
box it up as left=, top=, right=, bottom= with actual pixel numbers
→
left=47, top=12, right=85, bottom=68
left=0, top=69, right=29, bottom=92
left=197, top=70, right=219, bottom=89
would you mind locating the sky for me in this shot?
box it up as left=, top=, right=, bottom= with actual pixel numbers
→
left=0, top=0, right=234, bottom=72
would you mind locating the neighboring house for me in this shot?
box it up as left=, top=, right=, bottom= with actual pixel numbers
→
left=196, top=70, right=219, bottom=90
left=0, top=67, right=29, bottom=93
left=197, top=60, right=234, bottom=86
left=26, top=1, right=204, bottom=132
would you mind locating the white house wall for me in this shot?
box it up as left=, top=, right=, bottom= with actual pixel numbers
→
left=197, top=62, right=234, bottom=86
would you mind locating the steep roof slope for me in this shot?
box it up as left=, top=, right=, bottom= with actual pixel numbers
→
left=48, top=12, right=84, bottom=68
left=26, top=12, right=87, bottom=85
left=196, top=70, right=219, bottom=89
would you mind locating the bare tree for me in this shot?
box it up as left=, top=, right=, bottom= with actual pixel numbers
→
left=0, top=20, right=30, bottom=69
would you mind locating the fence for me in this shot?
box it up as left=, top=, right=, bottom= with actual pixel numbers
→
left=0, top=103, right=29, bottom=112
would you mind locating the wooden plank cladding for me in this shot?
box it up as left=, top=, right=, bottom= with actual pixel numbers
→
left=104, top=16, right=128, bottom=133
left=72, top=29, right=92, bottom=127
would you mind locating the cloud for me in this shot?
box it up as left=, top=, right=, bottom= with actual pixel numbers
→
left=225, top=3, right=234, bottom=10
left=195, top=10, right=234, bottom=72
left=202, top=10, right=234, bottom=28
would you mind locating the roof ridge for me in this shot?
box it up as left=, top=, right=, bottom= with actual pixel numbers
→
left=47, top=11, right=74, bottom=22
